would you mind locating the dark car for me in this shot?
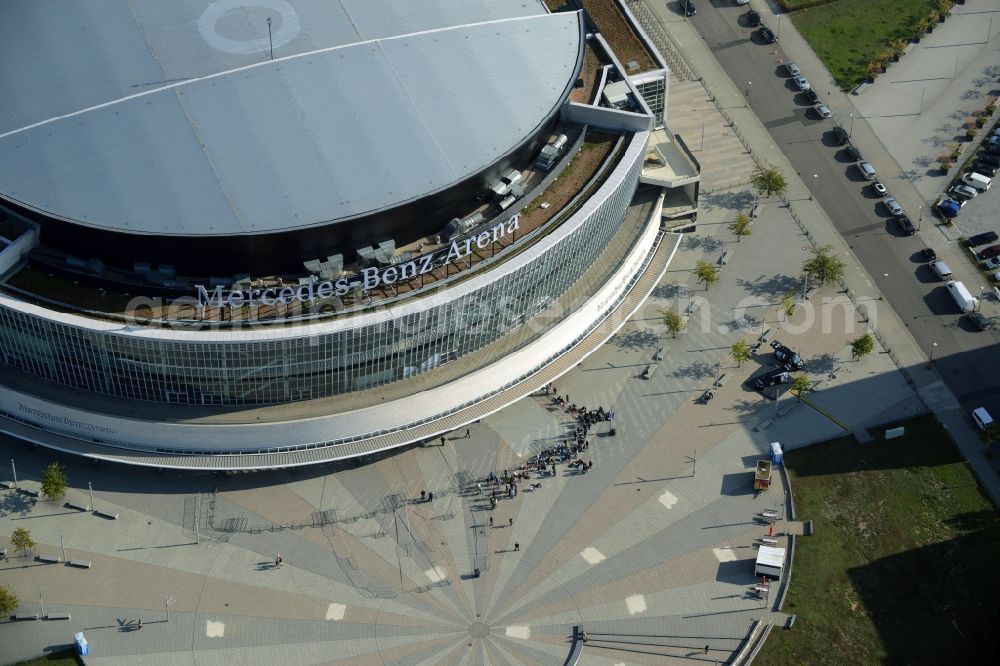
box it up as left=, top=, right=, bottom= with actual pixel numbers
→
left=846, top=145, right=863, bottom=160
left=759, top=26, right=775, bottom=43
left=678, top=0, right=696, bottom=16
left=974, top=161, right=998, bottom=178
left=967, top=231, right=999, bottom=247
left=921, top=247, right=937, bottom=262
left=832, top=126, right=849, bottom=145
left=965, top=312, right=994, bottom=331
left=894, top=215, right=916, bottom=236
left=752, top=368, right=792, bottom=391
left=980, top=244, right=1000, bottom=259
left=745, top=9, right=761, bottom=27
left=770, top=340, right=804, bottom=370
left=978, top=153, right=1000, bottom=168
left=985, top=144, right=1000, bottom=157
left=936, top=198, right=962, bottom=219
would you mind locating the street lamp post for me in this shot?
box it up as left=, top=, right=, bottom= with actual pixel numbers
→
left=266, top=17, right=274, bottom=60
left=931, top=342, right=938, bottom=363
left=10, top=459, right=16, bottom=489
left=849, top=112, right=855, bottom=139
left=809, top=174, right=818, bottom=200
left=745, top=81, right=752, bottom=108
left=881, top=273, right=888, bottom=300
left=917, top=205, right=923, bottom=230
left=777, top=14, right=782, bottom=41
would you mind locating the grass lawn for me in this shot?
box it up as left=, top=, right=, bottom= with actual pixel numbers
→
left=791, top=0, right=939, bottom=89
left=12, top=649, right=82, bottom=666
left=759, top=415, right=1000, bottom=664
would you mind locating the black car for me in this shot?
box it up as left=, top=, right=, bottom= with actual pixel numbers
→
left=745, top=9, right=761, bottom=27
left=973, top=161, right=998, bottom=178
left=978, top=153, right=1000, bottom=168
left=894, top=215, right=916, bottom=236
left=678, top=0, right=695, bottom=16
left=985, top=144, right=1000, bottom=157
left=759, top=26, right=775, bottom=43
left=770, top=340, right=804, bottom=370
left=965, top=312, right=994, bottom=331
left=846, top=145, right=863, bottom=160
left=752, top=368, right=792, bottom=391
left=802, top=89, right=819, bottom=104
left=967, top=231, right=999, bottom=247
left=832, top=126, right=849, bottom=145
left=921, top=247, right=937, bottom=262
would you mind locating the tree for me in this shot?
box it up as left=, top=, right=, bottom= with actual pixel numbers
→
left=661, top=306, right=686, bottom=338
left=780, top=292, right=796, bottom=320
left=10, top=527, right=34, bottom=556
left=729, top=213, right=752, bottom=242
left=0, top=586, right=18, bottom=616
left=750, top=162, right=788, bottom=199
left=850, top=333, right=875, bottom=360
left=731, top=340, right=751, bottom=367
left=802, top=245, right=845, bottom=285
left=40, top=462, right=67, bottom=501
left=981, top=422, right=1000, bottom=447
left=791, top=375, right=812, bottom=401
left=695, top=260, right=720, bottom=290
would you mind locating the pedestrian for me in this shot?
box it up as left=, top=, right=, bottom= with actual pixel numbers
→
left=704, top=645, right=709, bottom=654
left=137, top=619, right=143, bottom=630
left=509, top=517, right=513, bottom=527
left=275, top=553, right=282, bottom=568
left=420, top=490, right=426, bottom=501
left=552, top=385, right=556, bottom=395
left=440, top=436, right=445, bottom=446
left=428, top=491, right=434, bottom=501
left=514, top=542, right=520, bottom=551
left=465, top=428, right=470, bottom=438
left=489, top=516, right=494, bottom=527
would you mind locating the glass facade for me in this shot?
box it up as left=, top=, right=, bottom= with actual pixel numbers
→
left=0, top=137, right=646, bottom=407
left=633, top=75, right=665, bottom=130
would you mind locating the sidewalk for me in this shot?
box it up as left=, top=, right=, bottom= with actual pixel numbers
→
left=650, top=1, right=1000, bottom=508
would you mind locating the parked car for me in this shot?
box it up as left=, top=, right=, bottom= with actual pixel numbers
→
left=678, top=0, right=696, bottom=16
left=771, top=341, right=804, bottom=370
left=792, top=75, right=811, bottom=91
left=736, top=0, right=751, bottom=5
left=966, top=231, right=998, bottom=247
left=802, top=89, right=820, bottom=104
left=883, top=197, right=903, bottom=216
left=965, top=312, right=994, bottom=331
left=980, top=244, right=1000, bottom=259
left=752, top=368, right=792, bottom=391
left=987, top=135, right=1000, bottom=146
left=973, top=161, right=998, bottom=178
left=936, top=198, right=962, bottom=218
left=856, top=161, right=876, bottom=180
left=985, top=144, right=1000, bottom=157
left=846, top=145, right=862, bottom=160
left=921, top=247, right=938, bottom=262
left=950, top=184, right=978, bottom=200
left=745, top=9, right=761, bottom=26
left=812, top=104, right=831, bottom=119
left=984, top=256, right=1000, bottom=270
left=784, top=62, right=800, bottom=77
left=832, top=126, right=849, bottom=145
left=893, top=215, right=915, bottom=235
left=759, top=26, right=775, bottom=43
left=872, top=180, right=887, bottom=195
left=977, top=153, right=1000, bottom=167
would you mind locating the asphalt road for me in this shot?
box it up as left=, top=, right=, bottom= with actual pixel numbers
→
left=679, top=4, right=1000, bottom=412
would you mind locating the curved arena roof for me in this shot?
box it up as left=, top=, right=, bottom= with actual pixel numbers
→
left=0, top=0, right=583, bottom=236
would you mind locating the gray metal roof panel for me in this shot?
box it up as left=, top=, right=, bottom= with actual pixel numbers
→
left=0, top=9, right=583, bottom=237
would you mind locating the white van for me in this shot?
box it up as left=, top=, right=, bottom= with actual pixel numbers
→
left=930, top=260, right=952, bottom=280
left=945, top=280, right=978, bottom=313
left=962, top=172, right=991, bottom=191
left=972, top=407, right=994, bottom=431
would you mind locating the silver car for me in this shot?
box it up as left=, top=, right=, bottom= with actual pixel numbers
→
left=784, top=62, right=800, bottom=77
left=856, top=161, right=876, bottom=180
left=950, top=183, right=978, bottom=200
left=812, top=104, right=831, bottom=118
left=793, top=75, right=811, bottom=91
left=883, top=197, right=903, bottom=216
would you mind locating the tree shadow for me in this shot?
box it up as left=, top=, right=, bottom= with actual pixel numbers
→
left=684, top=234, right=724, bottom=253
left=701, top=189, right=756, bottom=213
left=613, top=328, right=660, bottom=352
left=736, top=274, right=801, bottom=300
left=960, top=88, right=982, bottom=101
left=650, top=283, right=687, bottom=301
left=808, top=352, right=839, bottom=375
left=672, top=360, right=716, bottom=380
left=0, top=491, right=36, bottom=517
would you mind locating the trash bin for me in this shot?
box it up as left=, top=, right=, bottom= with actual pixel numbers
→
left=609, top=427, right=616, bottom=437
left=74, top=631, right=89, bottom=656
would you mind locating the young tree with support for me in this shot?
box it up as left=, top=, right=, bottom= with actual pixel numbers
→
left=850, top=333, right=875, bottom=361
left=0, top=585, right=18, bottom=616
left=695, top=260, right=720, bottom=290
left=750, top=162, right=788, bottom=199
left=40, top=462, right=68, bottom=501
left=661, top=306, right=686, bottom=338
left=11, top=527, right=34, bottom=557
left=781, top=292, right=796, bottom=320
left=791, top=374, right=812, bottom=400
left=731, top=340, right=751, bottom=367
left=802, top=245, right=846, bottom=285
left=729, top=213, right=752, bottom=242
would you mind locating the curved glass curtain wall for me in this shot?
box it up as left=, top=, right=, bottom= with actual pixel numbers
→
left=0, top=144, right=644, bottom=406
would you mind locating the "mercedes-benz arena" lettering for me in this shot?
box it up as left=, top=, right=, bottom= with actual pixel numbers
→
left=196, top=214, right=520, bottom=309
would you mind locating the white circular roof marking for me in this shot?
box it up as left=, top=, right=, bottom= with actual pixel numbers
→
left=199, top=0, right=301, bottom=55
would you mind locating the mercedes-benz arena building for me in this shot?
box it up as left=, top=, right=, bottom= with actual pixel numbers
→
left=0, top=0, right=692, bottom=469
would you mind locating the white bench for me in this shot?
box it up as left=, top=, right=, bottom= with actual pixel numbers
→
left=36, top=554, right=61, bottom=564
left=94, top=510, right=118, bottom=520
left=11, top=613, right=38, bottom=621
left=65, top=501, right=90, bottom=512
left=720, top=250, right=733, bottom=266
left=45, top=612, right=71, bottom=621
left=69, top=559, right=92, bottom=569
left=759, top=536, right=778, bottom=546
left=715, top=374, right=730, bottom=388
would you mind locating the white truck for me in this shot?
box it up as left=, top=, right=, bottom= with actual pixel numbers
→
left=945, top=280, right=978, bottom=313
